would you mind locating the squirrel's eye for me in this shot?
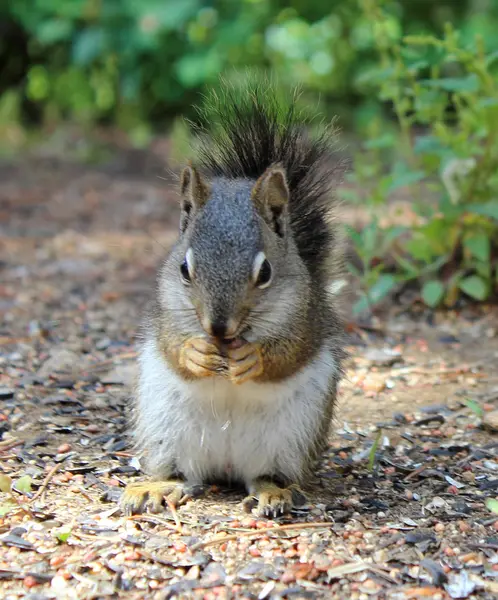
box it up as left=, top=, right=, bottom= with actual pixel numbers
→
left=255, top=259, right=272, bottom=289
left=180, top=260, right=191, bottom=284
left=180, top=248, right=194, bottom=285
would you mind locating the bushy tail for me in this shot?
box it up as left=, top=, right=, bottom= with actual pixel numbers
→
left=188, top=77, right=346, bottom=285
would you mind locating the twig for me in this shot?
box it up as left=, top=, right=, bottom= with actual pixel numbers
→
left=71, top=531, right=119, bottom=542
left=79, top=352, right=137, bottom=374
left=10, top=495, right=36, bottom=518
left=0, top=438, right=23, bottom=451
left=190, top=521, right=333, bottom=551
left=394, top=362, right=486, bottom=377
left=0, top=336, right=32, bottom=346
left=42, top=351, right=139, bottom=380
left=166, top=497, right=183, bottom=532
left=30, top=463, right=62, bottom=503
left=404, top=464, right=429, bottom=481
left=126, top=514, right=180, bottom=531
left=74, top=486, right=94, bottom=502
left=136, top=549, right=177, bottom=566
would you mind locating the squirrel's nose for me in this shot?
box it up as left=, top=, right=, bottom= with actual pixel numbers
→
left=203, top=317, right=238, bottom=340
left=210, top=320, right=227, bottom=340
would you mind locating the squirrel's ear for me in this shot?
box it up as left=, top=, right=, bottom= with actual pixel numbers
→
left=252, top=165, right=289, bottom=237
left=179, top=165, right=210, bottom=233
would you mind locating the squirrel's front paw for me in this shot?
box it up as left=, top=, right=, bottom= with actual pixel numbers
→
left=227, top=341, right=263, bottom=384
left=120, top=480, right=186, bottom=515
left=179, top=337, right=226, bottom=379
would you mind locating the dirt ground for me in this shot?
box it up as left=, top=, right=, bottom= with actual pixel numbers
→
left=1, top=145, right=498, bottom=600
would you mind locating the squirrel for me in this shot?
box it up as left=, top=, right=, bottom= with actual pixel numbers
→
left=120, top=81, right=346, bottom=518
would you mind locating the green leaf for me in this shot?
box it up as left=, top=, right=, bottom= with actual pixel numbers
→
left=485, top=50, right=498, bottom=67
left=478, top=97, right=498, bottom=108
left=355, top=66, right=396, bottom=87
left=405, top=60, right=429, bottom=73
left=364, top=134, right=396, bottom=150
left=14, top=475, right=33, bottom=494
left=392, top=253, right=420, bottom=279
left=403, top=236, right=437, bottom=264
left=462, top=398, right=484, bottom=418
left=353, top=294, right=369, bottom=316
left=464, top=234, right=490, bottom=262
left=362, top=221, right=379, bottom=256
left=369, top=274, right=397, bottom=302
left=467, top=201, right=498, bottom=220
left=422, top=74, right=479, bottom=93
left=420, top=254, right=451, bottom=276
left=338, top=189, right=361, bottom=203
left=422, top=280, right=445, bottom=307
left=72, top=28, right=105, bottom=66
left=353, top=274, right=397, bottom=314
left=176, top=52, right=223, bottom=88
left=485, top=498, right=498, bottom=515
left=382, top=226, right=407, bottom=246
left=37, top=19, right=73, bottom=44
left=344, top=224, right=362, bottom=246
left=459, top=275, right=488, bottom=301
left=387, top=162, right=426, bottom=193
left=347, top=263, right=362, bottom=277
left=368, top=429, right=382, bottom=472
left=413, top=135, right=446, bottom=156
left=0, top=474, right=12, bottom=493
left=0, top=501, right=16, bottom=517
left=54, top=527, right=72, bottom=543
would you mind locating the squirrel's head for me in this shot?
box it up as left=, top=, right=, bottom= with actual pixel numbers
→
left=158, top=164, right=310, bottom=342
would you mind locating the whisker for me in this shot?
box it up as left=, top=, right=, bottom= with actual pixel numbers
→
left=145, top=231, right=169, bottom=252
left=246, top=318, right=308, bottom=345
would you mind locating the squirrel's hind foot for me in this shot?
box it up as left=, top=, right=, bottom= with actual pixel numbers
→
left=120, top=480, right=207, bottom=515
left=243, top=479, right=307, bottom=518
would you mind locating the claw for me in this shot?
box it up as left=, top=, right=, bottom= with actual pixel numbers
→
left=243, top=479, right=305, bottom=517
left=179, top=337, right=226, bottom=379
left=120, top=480, right=191, bottom=515
left=227, top=341, right=263, bottom=384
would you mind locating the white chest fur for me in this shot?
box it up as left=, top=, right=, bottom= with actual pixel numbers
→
left=135, top=338, right=337, bottom=486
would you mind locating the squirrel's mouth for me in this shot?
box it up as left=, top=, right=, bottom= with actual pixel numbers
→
left=223, top=337, right=243, bottom=349
left=222, top=326, right=251, bottom=348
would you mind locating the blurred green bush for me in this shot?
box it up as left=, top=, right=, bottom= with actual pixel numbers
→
left=2, top=0, right=498, bottom=135
left=1, top=0, right=497, bottom=308
left=345, top=1, right=498, bottom=311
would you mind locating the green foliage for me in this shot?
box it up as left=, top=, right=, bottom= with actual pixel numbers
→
left=54, top=526, right=72, bottom=543
left=1, top=0, right=498, bottom=310
left=346, top=0, right=498, bottom=313
left=13, top=475, right=33, bottom=494
left=2, top=0, right=498, bottom=133
left=485, top=498, right=498, bottom=514
left=368, top=429, right=382, bottom=471
left=0, top=474, right=33, bottom=517
left=462, top=398, right=484, bottom=418
left=422, top=281, right=445, bottom=308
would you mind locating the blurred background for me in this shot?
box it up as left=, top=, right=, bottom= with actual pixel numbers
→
left=1, top=0, right=497, bottom=140
left=1, top=0, right=497, bottom=313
